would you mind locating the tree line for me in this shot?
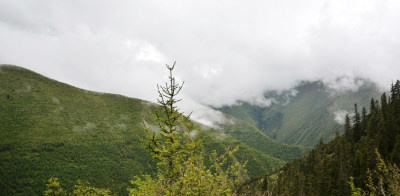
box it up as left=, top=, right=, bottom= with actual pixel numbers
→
left=250, top=80, right=400, bottom=195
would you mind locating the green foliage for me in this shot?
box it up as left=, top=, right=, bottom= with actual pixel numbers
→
left=72, top=180, right=111, bottom=196
left=349, top=177, right=364, bottom=196
left=0, top=65, right=283, bottom=195
left=129, top=63, right=248, bottom=195
left=199, top=129, right=285, bottom=178
left=141, top=63, right=202, bottom=182
left=351, top=149, right=400, bottom=196
left=218, top=115, right=310, bottom=162
left=260, top=80, right=400, bottom=195
left=0, top=65, right=154, bottom=195
left=234, top=173, right=278, bottom=196
left=129, top=148, right=247, bottom=195
left=349, top=149, right=400, bottom=196
left=45, top=178, right=66, bottom=196
left=218, top=81, right=381, bottom=147
left=44, top=178, right=111, bottom=196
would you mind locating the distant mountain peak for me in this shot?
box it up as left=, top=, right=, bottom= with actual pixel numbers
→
left=216, top=78, right=381, bottom=147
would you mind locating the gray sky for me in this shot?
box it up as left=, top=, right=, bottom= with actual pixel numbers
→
left=1, top=0, right=400, bottom=111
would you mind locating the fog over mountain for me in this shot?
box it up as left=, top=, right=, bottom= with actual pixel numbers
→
left=1, top=0, right=400, bottom=124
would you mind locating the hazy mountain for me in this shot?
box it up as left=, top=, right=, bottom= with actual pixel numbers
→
left=0, top=65, right=285, bottom=195
left=217, top=80, right=382, bottom=147
left=239, top=82, right=400, bottom=195
left=212, top=114, right=309, bottom=162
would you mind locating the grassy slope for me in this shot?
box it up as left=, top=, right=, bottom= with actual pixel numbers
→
left=0, top=65, right=283, bottom=195
left=216, top=115, right=309, bottom=162
left=218, top=81, right=381, bottom=147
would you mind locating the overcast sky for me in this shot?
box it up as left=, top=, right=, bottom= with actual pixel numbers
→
left=1, top=0, right=400, bottom=114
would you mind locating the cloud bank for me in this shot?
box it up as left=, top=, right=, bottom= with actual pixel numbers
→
left=1, top=0, right=400, bottom=111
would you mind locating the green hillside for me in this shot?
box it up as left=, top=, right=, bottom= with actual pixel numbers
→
left=218, top=81, right=381, bottom=146
left=236, top=82, right=400, bottom=195
left=271, top=82, right=400, bottom=195
left=0, top=65, right=284, bottom=195
left=215, top=115, right=309, bottom=162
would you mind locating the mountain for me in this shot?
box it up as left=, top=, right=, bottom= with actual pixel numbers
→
left=246, top=81, right=400, bottom=195
left=217, top=80, right=382, bottom=147
left=214, top=115, right=309, bottom=162
left=0, top=65, right=284, bottom=195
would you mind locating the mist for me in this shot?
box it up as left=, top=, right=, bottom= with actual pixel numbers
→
left=1, top=0, right=400, bottom=122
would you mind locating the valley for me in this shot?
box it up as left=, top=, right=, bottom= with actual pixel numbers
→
left=217, top=80, right=381, bottom=146
left=0, top=65, right=396, bottom=195
left=0, top=65, right=287, bottom=195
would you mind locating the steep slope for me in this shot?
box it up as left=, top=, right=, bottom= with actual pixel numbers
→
left=272, top=85, right=400, bottom=195
left=0, top=65, right=284, bottom=195
left=215, top=115, right=309, bottom=162
left=218, top=81, right=381, bottom=146
left=237, top=83, right=400, bottom=195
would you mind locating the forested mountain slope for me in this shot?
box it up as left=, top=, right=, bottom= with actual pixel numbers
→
left=215, top=115, right=309, bottom=162
left=0, top=65, right=284, bottom=195
left=218, top=80, right=381, bottom=147
left=242, top=81, right=400, bottom=195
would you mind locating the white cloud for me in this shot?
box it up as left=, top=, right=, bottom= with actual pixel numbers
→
left=178, top=94, right=230, bottom=128
left=248, top=96, right=275, bottom=108
left=333, top=110, right=349, bottom=125
left=325, top=77, right=367, bottom=93
left=135, top=43, right=166, bottom=64
left=0, top=0, right=399, bottom=113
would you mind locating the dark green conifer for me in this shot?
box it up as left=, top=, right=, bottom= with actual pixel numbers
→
left=362, top=107, right=367, bottom=132
left=353, top=104, right=362, bottom=141
left=370, top=98, right=376, bottom=112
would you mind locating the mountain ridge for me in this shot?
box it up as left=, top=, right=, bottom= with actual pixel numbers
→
left=0, top=65, right=286, bottom=195
left=217, top=79, right=382, bottom=146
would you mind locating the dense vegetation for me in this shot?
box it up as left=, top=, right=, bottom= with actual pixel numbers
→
left=0, top=65, right=283, bottom=195
left=218, top=81, right=381, bottom=147
left=249, top=81, right=400, bottom=195
left=128, top=63, right=248, bottom=195
left=3, top=64, right=395, bottom=195
left=217, top=117, right=309, bottom=162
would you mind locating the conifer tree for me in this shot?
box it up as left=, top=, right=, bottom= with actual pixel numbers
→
left=272, top=81, right=400, bottom=196
left=361, top=107, right=367, bottom=131
left=345, top=114, right=353, bottom=143
left=129, top=62, right=247, bottom=195
left=141, top=62, right=200, bottom=184
left=370, top=98, right=376, bottom=112
left=353, top=104, right=362, bottom=142
left=381, top=93, right=388, bottom=115
left=391, top=80, right=400, bottom=102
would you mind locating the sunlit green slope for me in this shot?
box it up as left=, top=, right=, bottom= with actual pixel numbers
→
left=0, top=65, right=284, bottom=195
left=215, top=115, right=309, bottom=162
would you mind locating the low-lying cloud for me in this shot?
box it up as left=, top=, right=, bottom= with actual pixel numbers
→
left=178, top=94, right=231, bottom=128
left=333, top=110, right=349, bottom=125
left=1, top=0, right=400, bottom=113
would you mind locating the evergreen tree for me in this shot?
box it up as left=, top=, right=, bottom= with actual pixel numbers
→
left=141, top=62, right=199, bottom=184
left=391, top=80, right=400, bottom=102
left=361, top=107, right=367, bottom=131
left=381, top=93, right=388, bottom=116
left=370, top=98, right=376, bottom=112
left=353, top=104, right=362, bottom=142
left=351, top=149, right=400, bottom=196
left=129, top=62, right=248, bottom=195
left=345, top=114, right=353, bottom=143
left=271, top=81, right=400, bottom=196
